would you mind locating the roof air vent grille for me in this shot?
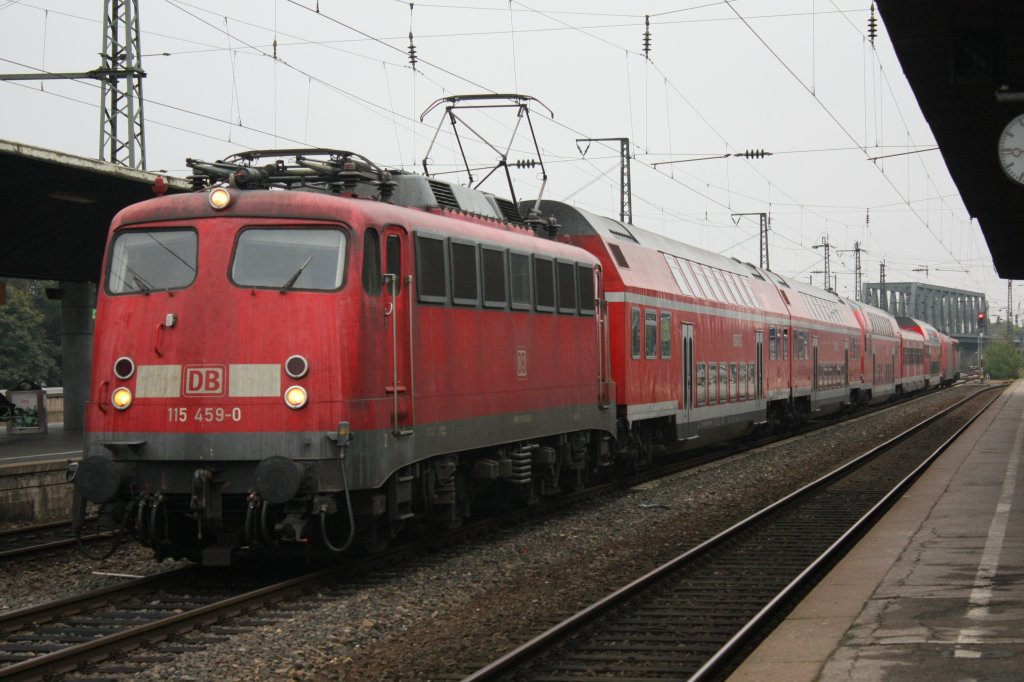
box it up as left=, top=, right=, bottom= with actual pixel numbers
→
left=427, top=179, right=460, bottom=211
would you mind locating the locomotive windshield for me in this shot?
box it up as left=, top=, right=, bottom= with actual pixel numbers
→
left=231, top=227, right=347, bottom=291
left=107, top=229, right=198, bottom=294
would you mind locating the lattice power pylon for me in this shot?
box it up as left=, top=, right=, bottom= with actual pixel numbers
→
left=99, top=0, right=146, bottom=169
left=0, top=0, right=146, bottom=169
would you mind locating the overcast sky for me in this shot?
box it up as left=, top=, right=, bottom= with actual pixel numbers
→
left=1, top=1, right=1015, bottom=322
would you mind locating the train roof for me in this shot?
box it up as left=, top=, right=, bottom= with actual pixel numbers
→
left=525, top=200, right=754, bottom=277
left=896, top=316, right=942, bottom=343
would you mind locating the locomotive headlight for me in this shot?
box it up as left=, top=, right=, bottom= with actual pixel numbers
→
left=284, top=385, right=308, bottom=409
left=111, top=387, right=133, bottom=410
left=209, top=187, right=232, bottom=210
left=113, top=356, right=135, bottom=380
left=285, top=354, right=309, bottom=379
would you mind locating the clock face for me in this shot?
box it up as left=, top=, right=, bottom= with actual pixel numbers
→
left=999, top=114, right=1024, bottom=185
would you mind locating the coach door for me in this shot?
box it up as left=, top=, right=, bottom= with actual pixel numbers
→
left=384, top=226, right=414, bottom=436
left=811, top=336, right=820, bottom=411
left=844, top=340, right=850, bottom=388
left=596, top=268, right=612, bottom=408
left=755, top=330, right=764, bottom=401
left=680, top=323, right=694, bottom=439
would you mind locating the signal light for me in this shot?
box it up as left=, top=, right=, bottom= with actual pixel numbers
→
left=977, top=312, right=986, bottom=328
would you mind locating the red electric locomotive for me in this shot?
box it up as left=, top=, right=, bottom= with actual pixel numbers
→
left=73, top=150, right=616, bottom=564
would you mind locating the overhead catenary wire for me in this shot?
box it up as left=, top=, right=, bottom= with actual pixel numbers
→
left=2, top=1, right=995, bottom=304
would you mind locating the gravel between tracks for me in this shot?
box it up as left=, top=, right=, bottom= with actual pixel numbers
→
left=2, top=384, right=991, bottom=680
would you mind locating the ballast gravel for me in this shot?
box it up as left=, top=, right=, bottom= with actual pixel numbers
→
left=1, top=383, right=991, bottom=680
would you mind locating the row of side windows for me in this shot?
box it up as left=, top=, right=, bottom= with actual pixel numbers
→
left=696, top=362, right=757, bottom=405
left=867, top=312, right=897, bottom=337
left=414, top=233, right=596, bottom=314
left=768, top=327, right=814, bottom=361
left=801, top=292, right=847, bottom=323
left=663, top=253, right=759, bottom=308
left=630, top=306, right=673, bottom=359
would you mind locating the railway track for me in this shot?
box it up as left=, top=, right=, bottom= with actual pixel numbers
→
left=0, top=518, right=110, bottom=561
left=463, top=385, right=1000, bottom=681
left=0, top=562, right=326, bottom=681
left=0, top=385, right=981, bottom=679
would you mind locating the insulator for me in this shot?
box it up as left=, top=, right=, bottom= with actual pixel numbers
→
left=408, top=32, right=418, bottom=70
left=868, top=3, right=878, bottom=46
left=643, top=15, right=652, bottom=59
left=514, top=159, right=537, bottom=169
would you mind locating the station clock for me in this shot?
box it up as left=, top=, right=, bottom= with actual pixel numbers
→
left=998, top=113, right=1024, bottom=185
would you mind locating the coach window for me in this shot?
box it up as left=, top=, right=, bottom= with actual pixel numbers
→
left=362, top=228, right=381, bottom=294
left=385, top=233, right=402, bottom=294
left=556, top=260, right=577, bottom=314
left=415, top=233, right=448, bottom=303
left=450, top=239, right=479, bottom=306
left=686, top=261, right=707, bottom=298
left=769, top=326, right=777, bottom=360
left=660, top=311, right=672, bottom=359
left=577, top=264, right=596, bottom=315
left=782, top=328, right=789, bottom=360
left=108, top=228, right=197, bottom=294
left=631, top=307, right=642, bottom=359
left=645, top=309, right=658, bottom=359
left=719, top=362, right=728, bottom=402
left=232, top=228, right=346, bottom=291
left=696, top=363, right=707, bottom=406
left=534, top=256, right=555, bottom=312
left=609, top=243, right=630, bottom=269
left=730, top=363, right=738, bottom=400
left=509, top=251, right=531, bottom=310
left=738, top=363, right=747, bottom=401
left=482, top=247, right=508, bottom=308
left=708, top=363, right=718, bottom=404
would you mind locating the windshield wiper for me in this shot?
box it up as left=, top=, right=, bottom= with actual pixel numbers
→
left=282, top=256, right=313, bottom=291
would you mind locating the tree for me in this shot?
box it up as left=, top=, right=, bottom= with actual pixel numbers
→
left=0, top=279, right=62, bottom=389
left=983, top=340, right=1022, bottom=380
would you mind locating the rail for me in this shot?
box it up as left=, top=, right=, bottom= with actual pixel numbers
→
left=462, top=385, right=1000, bottom=681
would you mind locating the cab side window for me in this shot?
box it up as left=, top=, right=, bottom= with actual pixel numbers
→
left=363, top=228, right=381, bottom=294
left=385, top=233, right=402, bottom=294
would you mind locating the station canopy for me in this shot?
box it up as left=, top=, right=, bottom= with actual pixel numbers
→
left=877, top=0, right=1024, bottom=279
left=0, top=140, right=189, bottom=282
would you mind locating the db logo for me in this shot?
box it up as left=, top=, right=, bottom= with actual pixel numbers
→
left=183, top=365, right=226, bottom=396
left=516, top=348, right=528, bottom=378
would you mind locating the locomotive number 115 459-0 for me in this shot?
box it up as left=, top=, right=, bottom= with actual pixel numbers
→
left=168, top=407, right=243, bottom=423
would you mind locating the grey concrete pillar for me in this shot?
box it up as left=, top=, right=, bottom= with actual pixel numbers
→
left=60, top=281, right=96, bottom=432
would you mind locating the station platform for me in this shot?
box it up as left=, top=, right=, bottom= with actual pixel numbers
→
left=730, top=379, right=1024, bottom=681
left=0, top=425, right=81, bottom=523
left=0, top=423, right=82, bottom=466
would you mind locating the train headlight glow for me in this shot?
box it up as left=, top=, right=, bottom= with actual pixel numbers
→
left=111, top=387, right=133, bottom=410
left=209, top=187, right=232, bottom=210
left=284, top=385, right=308, bottom=409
